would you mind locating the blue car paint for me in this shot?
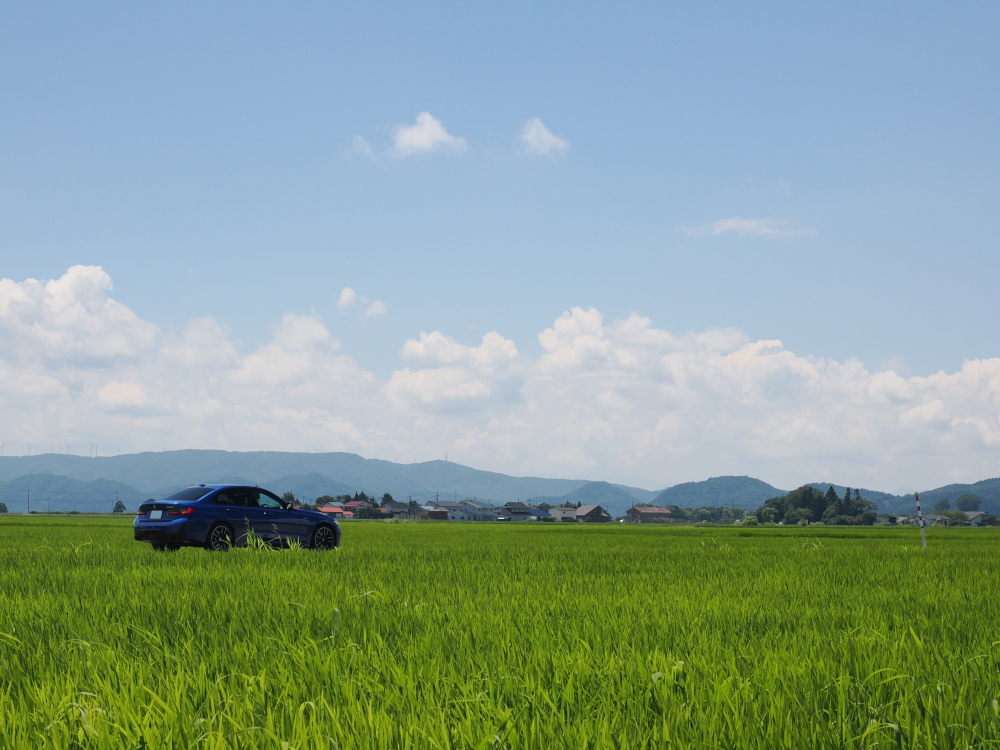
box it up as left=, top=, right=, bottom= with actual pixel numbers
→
left=133, top=484, right=341, bottom=550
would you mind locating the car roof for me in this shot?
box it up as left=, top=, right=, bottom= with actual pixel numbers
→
left=191, top=484, right=265, bottom=490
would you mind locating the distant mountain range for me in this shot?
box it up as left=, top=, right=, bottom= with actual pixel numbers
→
left=0, top=450, right=995, bottom=517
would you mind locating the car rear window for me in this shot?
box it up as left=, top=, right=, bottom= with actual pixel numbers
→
left=160, top=487, right=215, bottom=502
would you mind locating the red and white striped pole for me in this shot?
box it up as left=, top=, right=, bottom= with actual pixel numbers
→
left=915, top=492, right=927, bottom=549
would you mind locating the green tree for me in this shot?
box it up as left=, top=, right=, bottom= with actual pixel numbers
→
left=941, top=510, right=967, bottom=525
left=382, top=493, right=394, bottom=504
left=784, top=507, right=813, bottom=525
left=955, top=494, right=982, bottom=512
left=282, top=492, right=297, bottom=505
left=823, top=486, right=838, bottom=511
left=112, top=500, right=127, bottom=513
left=780, top=485, right=825, bottom=523
left=932, top=498, right=950, bottom=512
left=0, top=502, right=7, bottom=513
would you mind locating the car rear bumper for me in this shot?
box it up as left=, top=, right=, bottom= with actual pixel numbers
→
left=134, top=520, right=190, bottom=546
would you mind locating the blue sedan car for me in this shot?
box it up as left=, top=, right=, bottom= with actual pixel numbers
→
left=133, top=484, right=341, bottom=551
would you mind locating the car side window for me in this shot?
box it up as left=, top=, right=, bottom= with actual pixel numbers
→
left=256, top=492, right=284, bottom=510
left=219, top=490, right=250, bottom=507
left=236, top=490, right=257, bottom=508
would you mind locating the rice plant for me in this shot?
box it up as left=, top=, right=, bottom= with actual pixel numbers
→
left=0, top=516, right=997, bottom=748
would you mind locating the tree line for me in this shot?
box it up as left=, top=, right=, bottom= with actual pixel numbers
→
left=756, top=486, right=877, bottom=525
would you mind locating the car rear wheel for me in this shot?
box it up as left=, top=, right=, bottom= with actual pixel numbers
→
left=311, top=524, right=338, bottom=550
left=205, top=523, right=233, bottom=551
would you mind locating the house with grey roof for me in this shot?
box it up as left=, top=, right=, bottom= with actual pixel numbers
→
left=549, top=506, right=579, bottom=522
left=501, top=501, right=534, bottom=521
left=626, top=506, right=673, bottom=523
left=576, top=504, right=612, bottom=522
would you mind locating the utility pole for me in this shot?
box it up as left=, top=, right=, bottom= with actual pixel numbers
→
left=915, top=492, right=928, bottom=550
left=26, top=490, right=29, bottom=514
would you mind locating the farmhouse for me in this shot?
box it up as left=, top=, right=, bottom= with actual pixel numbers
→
left=964, top=511, right=989, bottom=526
left=576, top=504, right=611, bottom=522
left=626, top=506, right=673, bottom=523
left=501, top=501, right=534, bottom=521
left=456, top=501, right=497, bottom=521
left=429, top=500, right=463, bottom=512
left=380, top=501, right=413, bottom=517
left=549, top=506, right=579, bottom=522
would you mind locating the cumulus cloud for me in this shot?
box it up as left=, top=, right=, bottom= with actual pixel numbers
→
left=4, top=267, right=1000, bottom=492
left=337, top=287, right=387, bottom=318
left=391, top=112, right=468, bottom=158
left=685, top=217, right=816, bottom=239
left=0, top=265, right=157, bottom=367
left=385, top=331, right=520, bottom=416
left=349, top=136, right=374, bottom=159
left=363, top=300, right=388, bottom=317
left=98, top=382, right=149, bottom=410
left=337, top=287, right=358, bottom=309
left=519, top=117, right=568, bottom=156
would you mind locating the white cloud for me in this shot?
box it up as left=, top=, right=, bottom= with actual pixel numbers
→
left=5, top=267, right=1000, bottom=492
left=349, top=136, right=374, bottom=159
left=519, top=117, right=568, bottom=156
left=363, top=300, right=388, bottom=317
left=391, top=112, right=468, bottom=158
left=685, top=217, right=817, bottom=239
left=98, top=381, right=149, bottom=410
left=338, top=287, right=387, bottom=318
left=0, top=265, right=158, bottom=367
left=337, top=287, right=358, bottom=309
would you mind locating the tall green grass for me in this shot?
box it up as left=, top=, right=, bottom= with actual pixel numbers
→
left=0, top=517, right=998, bottom=748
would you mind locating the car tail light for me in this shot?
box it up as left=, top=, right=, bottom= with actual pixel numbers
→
left=136, top=510, right=146, bottom=516
left=168, top=507, right=195, bottom=516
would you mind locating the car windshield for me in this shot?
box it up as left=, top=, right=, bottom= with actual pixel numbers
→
left=160, top=487, right=215, bottom=502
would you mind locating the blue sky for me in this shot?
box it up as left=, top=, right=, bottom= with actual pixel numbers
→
left=1, top=2, right=998, bottom=492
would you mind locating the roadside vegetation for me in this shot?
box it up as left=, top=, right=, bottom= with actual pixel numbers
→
left=0, top=517, right=998, bottom=748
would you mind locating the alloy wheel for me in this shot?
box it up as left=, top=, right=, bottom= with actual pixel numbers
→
left=207, top=524, right=232, bottom=551
left=312, top=525, right=337, bottom=550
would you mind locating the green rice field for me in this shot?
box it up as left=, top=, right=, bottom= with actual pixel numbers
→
left=0, top=517, right=998, bottom=749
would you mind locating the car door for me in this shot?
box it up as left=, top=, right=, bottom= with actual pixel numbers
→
left=255, top=490, right=310, bottom=543
left=215, top=488, right=268, bottom=544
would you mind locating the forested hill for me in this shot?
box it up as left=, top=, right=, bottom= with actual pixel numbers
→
left=0, top=450, right=997, bottom=516
left=876, top=478, right=1000, bottom=515
left=653, top=476, right=786, bottom=511
left=0, top=451, right=648, bottom=512
left=806, top=484, right=900, bottom=509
